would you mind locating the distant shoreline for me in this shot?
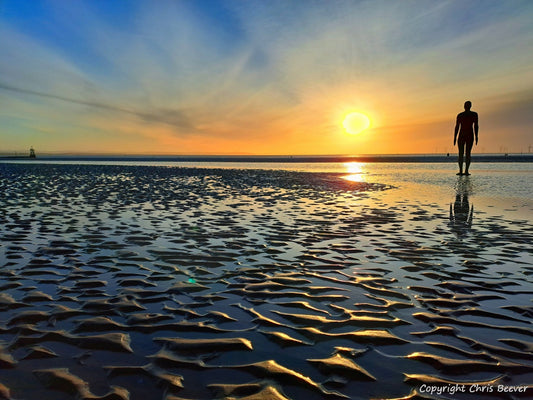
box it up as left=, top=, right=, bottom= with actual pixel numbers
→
left=1, top=154, right=533, bottom=163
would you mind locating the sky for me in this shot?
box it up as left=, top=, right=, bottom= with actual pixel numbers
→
left=1, top=0, right=532, bottom=155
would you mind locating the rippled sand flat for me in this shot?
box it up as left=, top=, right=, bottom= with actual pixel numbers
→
left=0, top=164, right=532, bottom=399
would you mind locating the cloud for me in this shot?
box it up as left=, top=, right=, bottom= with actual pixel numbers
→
left=483, top=89, right=533, bottom=129
left=0, top=82, right=194, bottom=131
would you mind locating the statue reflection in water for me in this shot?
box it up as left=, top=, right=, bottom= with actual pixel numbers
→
left=449, top=178, right=474, bottom=236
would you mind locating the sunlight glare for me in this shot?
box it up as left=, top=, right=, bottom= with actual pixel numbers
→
left=342, top=162, right=367, bottom=182
left=342, top=112, right=371, bottom=135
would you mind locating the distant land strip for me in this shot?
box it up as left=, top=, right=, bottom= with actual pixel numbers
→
left=1, top=154, right=533, bottom=163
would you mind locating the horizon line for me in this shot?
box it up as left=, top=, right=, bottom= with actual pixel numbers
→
left=2, top=153, right=532, bottom=164
left=1, top=151, right=531, bottom=157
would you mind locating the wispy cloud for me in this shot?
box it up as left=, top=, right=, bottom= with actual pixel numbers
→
left=0, top=82, right=194, bottom=131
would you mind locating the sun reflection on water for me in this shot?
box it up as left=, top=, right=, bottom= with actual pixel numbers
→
left=342, top=162, right=367, bottom=182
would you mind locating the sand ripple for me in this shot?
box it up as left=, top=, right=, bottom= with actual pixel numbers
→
left=0, top=164, right=532, bottom=399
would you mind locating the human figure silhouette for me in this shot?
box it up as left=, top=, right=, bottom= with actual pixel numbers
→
left=453, top=101, right=478, bottom=175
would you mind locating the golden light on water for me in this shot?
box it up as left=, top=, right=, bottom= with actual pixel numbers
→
left=343, top=162, right=367, bottom=182
left=342, top=112, right=371, bottom=135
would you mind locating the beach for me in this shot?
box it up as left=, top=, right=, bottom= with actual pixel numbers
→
left=0, top=161, right=532, bottom=400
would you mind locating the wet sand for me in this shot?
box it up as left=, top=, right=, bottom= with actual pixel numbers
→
left=0, top=163, right=532, bottom=399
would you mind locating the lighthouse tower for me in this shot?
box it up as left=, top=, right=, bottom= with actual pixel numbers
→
left=29, top=147, right=36, bottom=158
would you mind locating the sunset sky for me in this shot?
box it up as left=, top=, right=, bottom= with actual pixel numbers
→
left=1, top=0, right=532, bottom=155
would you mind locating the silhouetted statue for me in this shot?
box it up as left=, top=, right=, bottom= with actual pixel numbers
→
left=449, top=193, right=473, bottom=237
left=453, top=101, right=478, bottom=175
left=29, top=147, right=36, bottom=158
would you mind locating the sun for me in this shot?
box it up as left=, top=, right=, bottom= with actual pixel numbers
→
left=342, top=112, right=371, bottom=135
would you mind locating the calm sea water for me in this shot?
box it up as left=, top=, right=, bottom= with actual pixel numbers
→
left=2, top=157, right=532, bottom=222
left=3, top=157, right=532, bottom=199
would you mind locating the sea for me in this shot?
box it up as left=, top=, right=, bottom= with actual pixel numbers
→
left=2, top=153, right=532, bottom=207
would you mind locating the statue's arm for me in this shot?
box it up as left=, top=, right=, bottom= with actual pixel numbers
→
left=454, top=115, right=460, bottom=145
left=474, top=113, right=479, bottom=144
